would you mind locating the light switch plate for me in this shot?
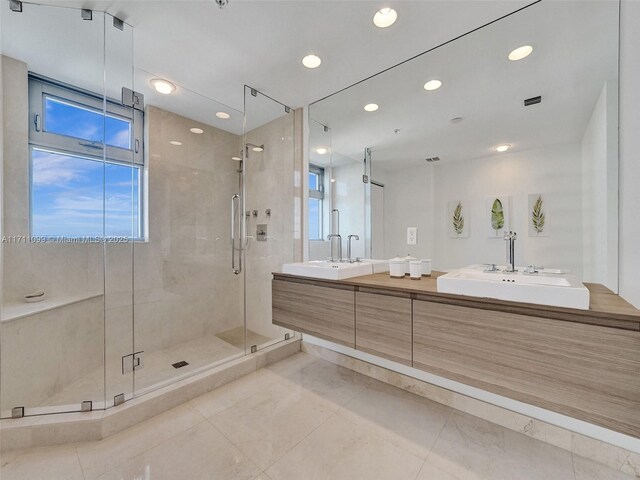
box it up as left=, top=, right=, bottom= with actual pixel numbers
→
left=407, top=227, right=417, bottom=245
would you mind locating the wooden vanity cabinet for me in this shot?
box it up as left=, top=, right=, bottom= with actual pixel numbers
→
left=272, top=278, right=356, bottom=347
left=412, top=299, right=640, bottom=438
left=355, top=289, right=412, bottom=366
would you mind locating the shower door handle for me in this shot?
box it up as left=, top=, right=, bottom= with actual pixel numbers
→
left=231, top=194, right=241, bottom=275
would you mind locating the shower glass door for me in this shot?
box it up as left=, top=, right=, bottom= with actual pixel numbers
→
left=243, top=87, right=297, bottom=352
left=103, top=12, right=136, bottom=408
left=130, top=77, right=247, bottom=397
left=0, top=3, right=136, bottom=415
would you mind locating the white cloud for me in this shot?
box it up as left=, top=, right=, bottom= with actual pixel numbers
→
left=31, top=150, right=100, bottom=187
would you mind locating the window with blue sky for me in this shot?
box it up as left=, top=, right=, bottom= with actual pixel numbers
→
left=309, top=165, right=324, bottom=241
left=31, top=149, right=140, bottom=238
left=29, top=76, right=144, bottom=239
left=44, top=96, right=132, bottom=149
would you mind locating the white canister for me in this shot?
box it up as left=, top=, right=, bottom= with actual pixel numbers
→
left=389, top=257, right=406, bottom=279
left=401, top=255, right=417, bottom=274
left=421, top=259, right=432, bottom=277
left=409, top=261, right=422, bottom=280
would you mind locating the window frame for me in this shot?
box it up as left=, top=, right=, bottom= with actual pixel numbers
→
left=308, top=164, right=325, bottom=241
left=29, top=74, right=144, bottom=165
left=28, top=74, right=145, bottom=239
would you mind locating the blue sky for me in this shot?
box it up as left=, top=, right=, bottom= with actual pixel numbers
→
left=32, top=99, right=140, bottom=238
left=45, top=96, right=131, bottom=149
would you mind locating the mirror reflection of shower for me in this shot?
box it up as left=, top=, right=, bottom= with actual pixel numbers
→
left=232, top=151, right=243, bottom=182
left=245, top=143, right=264, bottom=157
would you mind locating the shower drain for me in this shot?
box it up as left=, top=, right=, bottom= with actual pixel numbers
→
left=172, top=360, right=189, bottom=369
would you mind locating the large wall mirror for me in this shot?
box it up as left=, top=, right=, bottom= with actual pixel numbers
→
left=308, top=0, right=619, bottom=292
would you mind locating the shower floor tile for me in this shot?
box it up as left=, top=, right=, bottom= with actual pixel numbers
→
left=38, top=330, right=271, bottom=409
left=3, top=352, right=636, bottom=480
left=215, top=326, right=272, bottom=350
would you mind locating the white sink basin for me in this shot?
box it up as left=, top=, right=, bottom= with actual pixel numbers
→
left=358, top=259, right=390, bottom=274
left=437, top=265, right=590, bottom=310
left=282, top=260, right=382, bottom=280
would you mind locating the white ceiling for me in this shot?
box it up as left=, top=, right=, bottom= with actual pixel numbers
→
left=308, top=1, right=619, bottom=169
left=4, top=0, right=537, bottom=115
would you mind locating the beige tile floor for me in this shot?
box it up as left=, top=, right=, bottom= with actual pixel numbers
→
left=1, top=352, right=635, bottom=480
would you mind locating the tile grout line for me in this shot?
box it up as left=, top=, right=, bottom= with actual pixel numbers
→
left=412, top=409, right=455, bottom=480
left=89, top=417, right=212, bottom=480
left=427, top=408, right=453, bottom=462
left=334, top=378, right=452, bottom=467
left=412, top=458, right=428, bottom=480
left=263, top=407, right=341, bottom=473
left=74, top=404, right=208, bottom=479
left=73, top=445, right=88, bottom=480
left=209, top=363, right=372, bottom=474
left=204, top=416, right=267, bottom=474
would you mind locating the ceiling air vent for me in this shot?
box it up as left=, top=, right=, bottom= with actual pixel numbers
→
left=524, top=96, right=542, bottom=106
left=425, top=156, right=441, bottom=163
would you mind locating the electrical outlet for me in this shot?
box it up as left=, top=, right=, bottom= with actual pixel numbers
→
left=407, top=227, right=417, bottom=245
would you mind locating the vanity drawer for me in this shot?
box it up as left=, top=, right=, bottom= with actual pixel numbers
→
left=272, top=279, right=355, bottom=347
left=412, top=300, right=640, bottom=437
left=355, top=291, right=412, bottom=366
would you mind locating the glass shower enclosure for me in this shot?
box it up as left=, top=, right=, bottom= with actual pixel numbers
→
left=0, top=1, right=296, bottom=418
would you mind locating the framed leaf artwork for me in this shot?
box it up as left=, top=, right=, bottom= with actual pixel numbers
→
left=528, top=193, right=549, bottom=237
left=487, top=196, right=511, bottom=238
left=448, top=200, right=469, bottom=238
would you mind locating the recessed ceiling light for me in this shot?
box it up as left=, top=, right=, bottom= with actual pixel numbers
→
left=190, top=127, right=204, bottom=134
left=252, top=146, right=264, bottom=152
left=424, top=79, right=442, bottom=91
left=495, top=144, right=511, bottom=152
left=316, top=147, right=328, bottom=155
left=302, top=54, right=322, bottom=69
left=232, top=156, right=242, bottom=161
left=169, top=140, right=182, bottom=146
left=150, top=78, right=176, bottom=95
left=373, top=8, right=397, bottom=28
left=364, top=103, right=379, bottom=112
left=508, top=45, right=533, bottom=61
left=216, top=111, right=230, bottom=119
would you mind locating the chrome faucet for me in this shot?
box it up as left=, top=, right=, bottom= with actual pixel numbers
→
left=504, top=231, right=517, bottom=273
left=347, top=234, right=360, bottom=263
left=332, top=209, right=340, bottom=236
left=326, top=234, right=342, bottom=262
left=523, top=265, right=543, bottom=275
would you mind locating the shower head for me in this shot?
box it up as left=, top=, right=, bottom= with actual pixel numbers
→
left=245, top=143, right=264, bottom=156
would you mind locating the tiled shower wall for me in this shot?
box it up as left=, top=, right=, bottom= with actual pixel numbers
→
left=244, top=109, right=302, bottom=343
left=132, top=105, right=243, bottom=353
left=1, top=55, right=106, bottom=410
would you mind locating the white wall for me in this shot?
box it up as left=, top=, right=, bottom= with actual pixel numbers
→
left=379, top=143, right=585, bottom=277
left=581, top=81, right=618, bottom=291
left=375, top=165, right=436, bottom=261
left=619, top=1, right=640, bottom=308
left=435, top=144, right=583, bottom=275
